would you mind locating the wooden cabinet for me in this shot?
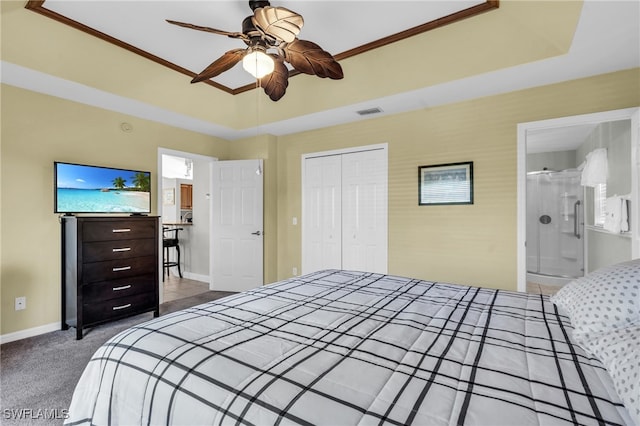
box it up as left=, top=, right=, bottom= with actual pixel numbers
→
left=180, top=184, right=192, bottom=209
left=62, top=216, right=159, bottom=339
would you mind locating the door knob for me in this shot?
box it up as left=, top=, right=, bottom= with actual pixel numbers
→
left=251, top=231, right=262, bottom=236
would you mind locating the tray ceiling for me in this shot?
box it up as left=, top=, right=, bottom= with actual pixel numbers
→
left=4, top=1, right=637, bottom=140
left=26, top=0, right=495, bottom=94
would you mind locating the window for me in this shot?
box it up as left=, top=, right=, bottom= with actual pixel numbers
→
left=593, top=183, right=607, bottom=227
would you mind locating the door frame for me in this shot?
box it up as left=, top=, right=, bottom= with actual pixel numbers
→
left=301, top=143, right=389, bottom=275
left=516, top=107, right=639, bottom=292
left=157, top=147, right=218, bottom=303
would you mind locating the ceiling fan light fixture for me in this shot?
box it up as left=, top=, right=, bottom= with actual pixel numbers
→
left=242, top=49, right=275, bottom=79
left=168, top=1, right=342, bottom=100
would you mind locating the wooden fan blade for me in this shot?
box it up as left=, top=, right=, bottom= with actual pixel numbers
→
left=260, top=55, right=289, bottom=101
left=282, top=39, right=343, bottom=80
left=191, top=49, right=246, bottom=83
left=166, top=19, right=248, bottom=40
left=252, top=6, right=303, bottom=44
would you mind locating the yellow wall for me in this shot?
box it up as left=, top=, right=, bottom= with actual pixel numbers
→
left=0, top=84, right=230, bottom=335
left=276, top=68, right=640, bottom=289
left=2, top=68, right=639, bottom=337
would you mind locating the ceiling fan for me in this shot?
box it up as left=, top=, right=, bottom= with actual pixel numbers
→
left=167, top=0, right=344, bottom=101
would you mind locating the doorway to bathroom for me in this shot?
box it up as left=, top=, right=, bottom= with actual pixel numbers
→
left=517, top=107, right=639, bottom=293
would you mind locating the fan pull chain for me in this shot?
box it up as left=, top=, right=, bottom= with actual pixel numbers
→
left=255, top=78, right=261, bottom=142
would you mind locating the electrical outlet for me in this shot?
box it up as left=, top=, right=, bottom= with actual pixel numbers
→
left=292, top=267, right=298, bottom=276
left=15, top=296, right=26, bottom=311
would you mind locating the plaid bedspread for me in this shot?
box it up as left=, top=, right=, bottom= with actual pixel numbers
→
left=65, top=270, right=633, bottom=425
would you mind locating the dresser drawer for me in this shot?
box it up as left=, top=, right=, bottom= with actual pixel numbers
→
left=82, top=220, right=156, bottom=242
left=83, top=292, right=156, bottom=325
left=82, top=256, right=156, bottom=283
left=83, top=238, right=156, bottom=262
left=83, top=275, right=155, bottom=302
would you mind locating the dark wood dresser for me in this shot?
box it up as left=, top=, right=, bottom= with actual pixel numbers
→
left=62, top=216, right=160, bottom=339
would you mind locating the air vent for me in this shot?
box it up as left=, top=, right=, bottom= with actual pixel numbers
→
left=356, top=107, right=383, bottom=116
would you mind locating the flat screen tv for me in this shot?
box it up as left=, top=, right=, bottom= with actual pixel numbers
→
left=54, top=161, right=151, bottom=214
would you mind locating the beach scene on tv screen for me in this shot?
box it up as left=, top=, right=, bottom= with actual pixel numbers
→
left=56, top=163, right=150, bottom=213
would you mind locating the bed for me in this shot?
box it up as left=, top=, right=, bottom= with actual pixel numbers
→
left=65, top=268, right=638, bottom=425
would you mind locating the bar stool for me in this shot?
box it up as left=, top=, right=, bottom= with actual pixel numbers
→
left=163, top=227, right=183, bottom=280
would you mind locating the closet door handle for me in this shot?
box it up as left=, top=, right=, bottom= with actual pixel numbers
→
left=251, top=231, right=262, bottom=236
left=574, top=200, right=581, bottom=239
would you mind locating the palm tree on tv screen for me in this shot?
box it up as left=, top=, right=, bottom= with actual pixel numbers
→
left=112, top=177, right=126, bottom=189
left=133, top=172, right=150, bottom=192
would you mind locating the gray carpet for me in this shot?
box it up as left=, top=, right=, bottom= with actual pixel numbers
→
left=0, top=291, right=235, bottom=426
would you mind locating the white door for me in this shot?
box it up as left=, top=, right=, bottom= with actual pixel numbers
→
left=211, top=159, right=263, bottom=291
left=302, top=155, right=342, bottom=273
left=342, top=149, right=388, bottom=273
left=302, top=145, right=388, bottom=275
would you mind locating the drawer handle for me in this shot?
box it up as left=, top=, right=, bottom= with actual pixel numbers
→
left=112, top=285, right=132, bottom=291
left=112, top=228, right=131, bottom=233
left=112, top=303, right=132, bottom=311
left=112, top=247, right=131, bottom=252
left=112, top=266, right=132, bottom=272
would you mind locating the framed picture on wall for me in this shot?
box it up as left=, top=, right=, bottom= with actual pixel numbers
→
left=419, top=162, right=474, bottom=205
left=163, top=188, right=175, bottom=205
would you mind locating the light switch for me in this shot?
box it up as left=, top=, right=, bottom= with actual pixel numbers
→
left=292, top=217, right=298, bottom=226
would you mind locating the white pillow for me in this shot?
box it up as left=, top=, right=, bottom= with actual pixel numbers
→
left=550, top=258, right=640, bottom=341
left=583, top=325, right=640, bottom=426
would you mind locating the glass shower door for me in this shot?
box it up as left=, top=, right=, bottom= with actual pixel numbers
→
left=527, top=171, right=584, bottom=278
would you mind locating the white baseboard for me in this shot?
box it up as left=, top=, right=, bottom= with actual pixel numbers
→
left=0, top=322, right=60, bottom=345
left=5, top=273, right=212, bottom=344
left=185, top=272, right=209, bottom=284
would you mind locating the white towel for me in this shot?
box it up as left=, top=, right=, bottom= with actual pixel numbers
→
left=603, top=196, right=628, bottom=234
left=581, top=148, right=608, bottom=187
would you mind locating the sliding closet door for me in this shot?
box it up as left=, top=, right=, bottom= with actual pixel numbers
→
left=302, top=155, right=343, bottom=274
left=302, top=146, right=388, bottom=275
left=342, top=150, right=387, bottom=273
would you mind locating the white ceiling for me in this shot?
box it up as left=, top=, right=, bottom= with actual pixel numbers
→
left=526, top=124, right=600, bottom=154
left=43, top=0, right=486, bottom=90
left=2, top=1, right=639, bottom=147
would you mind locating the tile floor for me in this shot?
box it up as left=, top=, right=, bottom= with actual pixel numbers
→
left=163, top=274, right=210, bottom=303
left=526, top=281, right=562, bottom=296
